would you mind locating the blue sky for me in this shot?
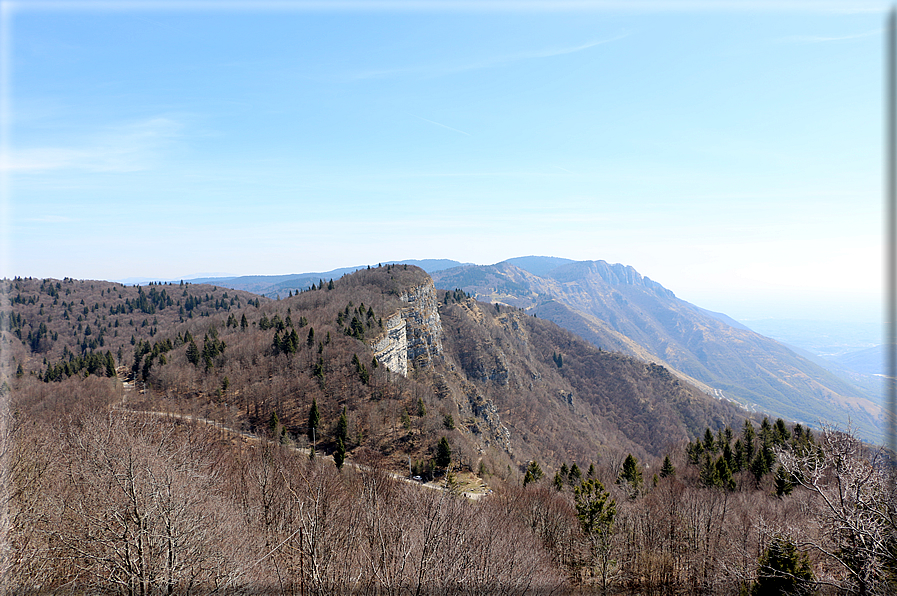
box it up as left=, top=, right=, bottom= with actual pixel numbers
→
left=2, top=1, right=888, bottom=323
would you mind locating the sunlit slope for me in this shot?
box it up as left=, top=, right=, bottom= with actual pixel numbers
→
left=432, top=259, right=882, bottom=443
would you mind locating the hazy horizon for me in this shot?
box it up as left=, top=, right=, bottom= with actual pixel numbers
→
left=4, top=2, right=886, bottom=326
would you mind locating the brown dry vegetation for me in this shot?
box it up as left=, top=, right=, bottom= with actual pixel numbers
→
left=2, top=268, right=895, bottom=594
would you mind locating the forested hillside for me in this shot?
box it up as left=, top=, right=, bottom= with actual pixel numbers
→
left=3, top=268, right=895, bottom=594
left=5, top=267, right=746, bottom=468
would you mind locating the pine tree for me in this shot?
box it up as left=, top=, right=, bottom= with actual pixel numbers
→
left=435, top=437, right=452, bottom=469
left=574, top=478, right=617, bottom=591
left=773, top=418, right=791, bottom=445
left=523, top=469, right=535, bottom=487
left=733, top=438, right=745, bottom=472
left=618, top=453, right=643, bottom=494
left=186, top=340, right=199, bottom=366
left=700, top=453, right=719, bottom=487
left=307, top=399, right=320, bottom=443
left=714, top=456, right=736, bottom=491
left=751, top=537, right=813, bottom=595
left=269, top=411, right=280, bottom=438
left=523, top=460, right=543, bottom=487
left=105, top=351, right=116, bottom=377
left=742, top=419, right=756, bottom=467
left=660, top=455, right=676, bottom=478
left=553, top=471, right=564, bottom=491
left=336, top=407, right=348, bottom=446
left=334, top=438, right=346, bottom=470
left=703, top=427, right=717, bottom=454
left=774, top=465, right=794, bottom=497
left=751, top=436, right=775, bottom=483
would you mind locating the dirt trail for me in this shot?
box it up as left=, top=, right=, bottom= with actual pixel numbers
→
left=115, top=374, right=488, bottom=500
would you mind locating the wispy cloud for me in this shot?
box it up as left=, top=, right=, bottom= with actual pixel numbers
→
left=352, top=33, right=628, bottom=80
left=776, top=29, right=881, bottom=43
left=20, top=215, right=79, bottom=224
left=2, top=117, right=182, bottom=172
left=413, top=115, right=471, bottom=136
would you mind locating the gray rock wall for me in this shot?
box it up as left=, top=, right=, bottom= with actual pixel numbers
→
left=370, top=314, right=408, bottom=377
left=370, top=279, right=443, bottom=376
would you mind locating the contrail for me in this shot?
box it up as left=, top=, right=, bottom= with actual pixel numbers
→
left=414, top=115, right=471, bottom=136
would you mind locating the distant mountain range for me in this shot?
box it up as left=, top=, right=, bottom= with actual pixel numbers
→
left=126, top=255, right=884, bottom=443
left=429, top=257, right=883, bottom=444
left=130, top=260, right=472, bottom=297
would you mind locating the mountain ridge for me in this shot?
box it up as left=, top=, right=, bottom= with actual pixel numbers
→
left=50, top=254, right=883, bottom=443
left=430, top=258, right=883, bottom=443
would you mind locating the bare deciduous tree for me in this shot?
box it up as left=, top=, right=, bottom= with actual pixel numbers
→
left=778, top=424, right=897, bottom=595
left=46, top=413, right=250, bottom=595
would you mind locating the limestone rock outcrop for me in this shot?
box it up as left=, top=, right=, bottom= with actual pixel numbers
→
left=369, top=314, right=408, bottom=377
left=370, top=279, right=443, bottom=376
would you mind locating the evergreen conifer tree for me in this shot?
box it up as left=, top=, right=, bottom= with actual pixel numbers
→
left=307, top=399, right=320, bottom=444
left=553, top=471, right=564, bottom=491
left=435, top=437, right=452, bottom=469
left=619, top=454, right=643, bottom=493
left=700, top=453, right=719, bottom=487
left=660, top=455, right=676, bottom=478
left=186, top=340, right=199, bottom=366
left=336, top=407, right=348, bottom=446
left=703, top=428, right=717, bottom=454
left=774, top=465, right=794, bottom=497
left=269, top=411, right=280, bottom=438
left=523, top=460, right=543, bottom=487
left=714, top=456, right=736, bottom=491
left=334, top=438, right=346, bottom=470
left=751, top=537, right=813, bottom=595
left=574, top=478, right=617, bottom=592
left=743, top=419, right=757, bottom=467
left=105, top=351, right=116, bottom=377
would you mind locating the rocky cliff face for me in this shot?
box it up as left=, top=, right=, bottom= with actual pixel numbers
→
left=401, top=281, right=444, bottom=369
left=370, top=280, right=443, bottom=376
left=370, top=314, right=408, bottom=376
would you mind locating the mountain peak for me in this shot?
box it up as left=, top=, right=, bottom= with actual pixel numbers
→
left=499, top=256, right=575, bottom=277
left=548, top=260, right=675, bottom=298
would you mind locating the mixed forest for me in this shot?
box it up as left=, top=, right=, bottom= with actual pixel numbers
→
left=1, top=268, right=895, bottom=594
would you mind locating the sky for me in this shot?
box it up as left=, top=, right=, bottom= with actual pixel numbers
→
left=1, top=0, right=889, bottom=324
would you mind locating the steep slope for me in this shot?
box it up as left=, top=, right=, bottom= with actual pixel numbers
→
left=433, top=295, right=746, bottom=464
left=7, top=266, right=748, bottom=476
left=431, top=260, right=883, bottom=443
